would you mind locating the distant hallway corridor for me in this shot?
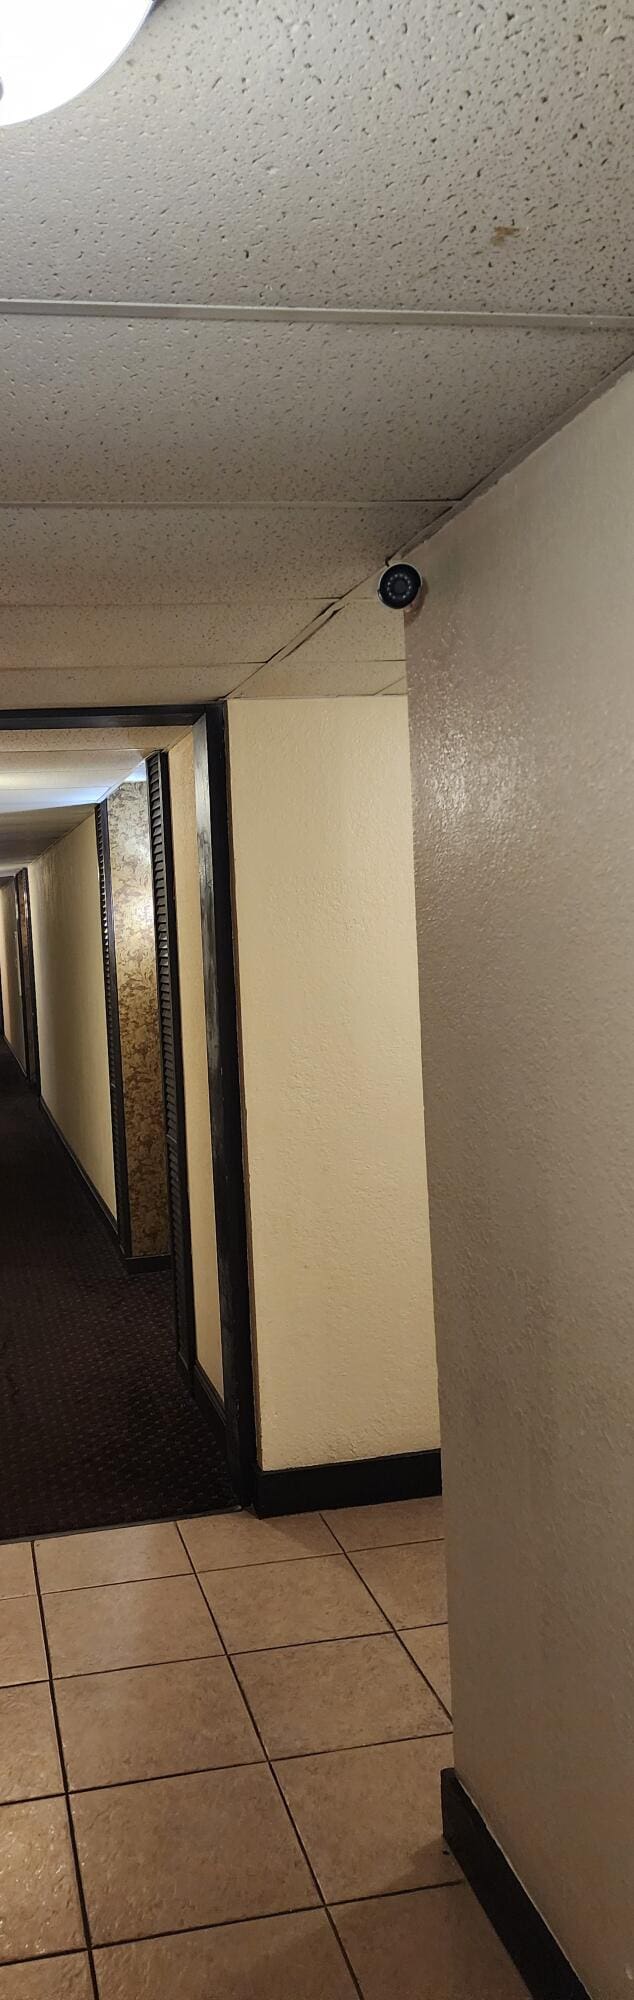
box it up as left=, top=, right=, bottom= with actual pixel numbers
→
left=0, top=1044, right=235, bottom=1541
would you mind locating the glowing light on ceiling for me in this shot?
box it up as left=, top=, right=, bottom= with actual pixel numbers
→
left=0, top=0, right=153, bottom=127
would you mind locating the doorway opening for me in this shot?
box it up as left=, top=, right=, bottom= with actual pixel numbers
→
left=0, top=704, right=256, bottom=1542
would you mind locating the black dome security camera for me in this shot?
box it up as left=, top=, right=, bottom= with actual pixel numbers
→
left=378, top=562, right=424, bottom=610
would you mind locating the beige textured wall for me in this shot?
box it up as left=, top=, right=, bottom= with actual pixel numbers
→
left=406, top=370, right=634, bottom=2000
left=29, top=815, right=115, bottom=1213
left=107, top=781, right=169, bottom=1259
left=169, top=732, right=224, bottom=1396
left=0, top=879, right=25, bottom=1070
left=228, top=696, right=438, bottom=1472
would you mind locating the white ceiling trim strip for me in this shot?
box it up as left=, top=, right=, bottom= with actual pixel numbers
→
left=1, top=299, right=634, bottom=334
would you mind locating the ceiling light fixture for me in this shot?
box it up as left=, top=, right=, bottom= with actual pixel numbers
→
left=0, top=0, right=153, bottom=128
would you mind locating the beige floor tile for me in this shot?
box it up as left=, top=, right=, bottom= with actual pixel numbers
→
left=0, top=1797, right=84, bottom=1962
left=275, top=1734, right=460, bottom=1902
left=401, top=1624, right=452, bottom=1713
left=323, top=1497, right=444, bottom=1551
left=0, top=1598, right=47, bottom=1687
left=0, top=1683, right=62, bottom=1802
left=180, top=1510, right=338, bottom=1570
left=36, top=1523, right=188, bottom=1595
left=0, top=1543, right=35, bottom=1600
left=44, top=1575, right=221, bottom=1678
left=72, top=1765, right=318, bottom=1944
left=94, top=1910, right=357, bottom=1998
left=333, top=1883, right=530, bottom=1998
left=0, top=1959, right=93, bottom=1998
left=57, top=1656, right=262, bottom=1789
left=352, top=1540, right=447, bottom=1628
left=201, top=1556, right=386, bottom=1653
left=235, top=1633, right=450, bottom=1757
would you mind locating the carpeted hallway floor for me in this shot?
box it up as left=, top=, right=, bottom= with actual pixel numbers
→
left=0, top=1040, right=236, bottom=1541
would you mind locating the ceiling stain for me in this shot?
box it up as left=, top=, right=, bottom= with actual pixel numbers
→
left=492, top=224, right=521, bottom=246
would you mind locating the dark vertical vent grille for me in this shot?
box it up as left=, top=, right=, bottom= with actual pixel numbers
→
left=147, top=752, right=196, bottom=1377
left=95, top=800, right=131, bottom=1257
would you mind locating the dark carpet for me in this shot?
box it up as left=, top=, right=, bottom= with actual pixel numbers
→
left=0, top=1040, right=236, bottom=1541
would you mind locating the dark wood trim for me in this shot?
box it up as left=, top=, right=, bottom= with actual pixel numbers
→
left=122, top=1252, right=172, bottom=1275
left=15, top=869, right=40, bottom=1092
left=95, top=800, right=132, bottom=1259
left=0, top=706, right=202, bottom=731
left=14, top=873, right=27, bottom=1068
left=191, top=1360, right=228, bottom=1452
left=146, top=750, right=197, bottom=1378
left=441, top=1770, right=591, bottom=2000
left=39, top=1097, right=118, bottom=1240
left=194, top=706, right=256, bottom=1505
left=253, top=1447, right=442, bottom=1517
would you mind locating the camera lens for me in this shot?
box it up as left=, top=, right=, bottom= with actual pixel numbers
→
left=378, top=563, right=423, bottom=610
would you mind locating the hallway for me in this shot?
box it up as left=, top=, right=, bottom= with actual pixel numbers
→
left=0, top=1044, right=235, bottom=1541
left=0, top=1501, right=528, bottom=1998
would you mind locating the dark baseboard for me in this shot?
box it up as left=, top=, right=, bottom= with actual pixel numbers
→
left=191, top=1360, right=227, bottom=1450
left=253, top=1446, right=442, bottom=1517
left=441, top=1771, right=590, bottom=2000
left=122, top=1252, right=172, bottom=1275
left=39, top=1098, right=118, bottom=1241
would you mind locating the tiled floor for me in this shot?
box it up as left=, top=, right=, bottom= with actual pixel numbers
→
left=0, top=1502, right=529, bottom=1997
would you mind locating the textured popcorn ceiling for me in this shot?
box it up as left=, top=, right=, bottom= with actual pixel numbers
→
left=2, top=0, right=634, bottom=312
left=3, top=318, right=634, bottom=506
left=0, top=0, right=632, bottom=710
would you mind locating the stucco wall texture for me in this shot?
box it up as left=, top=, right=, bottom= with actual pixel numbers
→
left=228, top=696, right=439, bottom=1472
left=406, top=369, right=634, bottom=2000
left=29, top=815, right=115, bottom=1215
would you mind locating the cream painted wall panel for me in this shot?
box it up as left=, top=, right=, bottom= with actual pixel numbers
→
left=228, top=696, right=439, bottom=1471
left=406, top=368, right=634, bottom=2000
left=29, top=815, right=116, bottom=1215
left=0, top=880, right=25, bottom=1069
left=169, top=732, right=224, bottom=1398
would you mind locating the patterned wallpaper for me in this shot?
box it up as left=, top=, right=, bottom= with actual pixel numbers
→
left=107, top=780, right=169, bottom=1259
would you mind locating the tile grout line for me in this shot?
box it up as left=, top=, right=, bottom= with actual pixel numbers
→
left=31, top=1540, right=100, bottom=2000
left=33, top=1539, right=444, bottom=1596
left=1, top=1703, right=453, bottom=1810
left=173, top=1521, right=366, bottom=2000
left=317, top=1513, right=453, bottom=1725
left=0, top=1872, right=468, bottom=1972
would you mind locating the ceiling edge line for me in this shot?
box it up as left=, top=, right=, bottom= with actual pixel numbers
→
left=0, top=501, right=455, bottom=514
left=387, top=347, right=634, bottom=565
left=0, top=299, right=633, bottom=334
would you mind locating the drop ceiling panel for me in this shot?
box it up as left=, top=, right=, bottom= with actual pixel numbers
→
left=0, top=0, right=632, bottom=313
left=0, top=805, right=91, bottom=866
left=271, top=600, right=406, bottom=672
left=0, top=666, right=248, bottom=710
left=240, top=653, right=404, bottom=701
left=0, top=727, right=190, bottom=755
left=0, top=725, right=193, bottom=869
left=0, top=603, right=332, bottom=671
left=0, top=505, right=434, bottom=607
left=1, top=319, right=630, bottom=506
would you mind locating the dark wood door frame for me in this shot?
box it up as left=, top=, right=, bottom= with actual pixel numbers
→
left=194, top=708, right=256, bottom=1504
left=94, top=799, right=133, bottom=1262
left=15, top=868, right=40, bottom=1091
left=0, top=702, right=257, bottom=1504
left=146, top=750, right=196, bottom=1383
